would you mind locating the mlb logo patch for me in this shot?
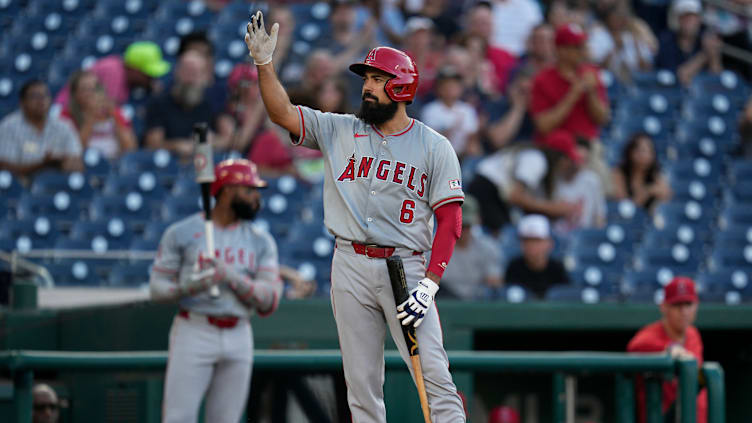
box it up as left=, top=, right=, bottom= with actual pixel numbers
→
left=449, top=179, right=461, bottom=190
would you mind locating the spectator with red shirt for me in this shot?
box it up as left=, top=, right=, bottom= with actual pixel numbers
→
left=627, top=276, right=707, bottom=423
left=530, top=23, right=612, bottom=194
left=60, top=70, right=137, bottom=160
left=463, top=1, right=517, bottom=94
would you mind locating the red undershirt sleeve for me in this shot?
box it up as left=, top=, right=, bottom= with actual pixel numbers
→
left=427, top=202, right=462, bottom=279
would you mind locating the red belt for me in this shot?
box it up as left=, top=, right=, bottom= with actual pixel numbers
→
left=350, top=242, right=422, bottom=259
left=179, top=309, right=240, bottom=329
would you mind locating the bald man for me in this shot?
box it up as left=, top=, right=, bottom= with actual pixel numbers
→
left=144, top=50, right=221, bottom=160
left=32, top=384, right=60, bottom=423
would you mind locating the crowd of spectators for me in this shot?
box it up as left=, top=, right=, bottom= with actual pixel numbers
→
left=0, top=0, right=751, bottom=300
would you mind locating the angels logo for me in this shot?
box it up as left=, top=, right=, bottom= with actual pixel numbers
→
left=337, top=154, right=428, bottom=198
left=365, top=49, right=377, bottom=63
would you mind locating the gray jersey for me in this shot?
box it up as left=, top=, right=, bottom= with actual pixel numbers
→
left=292, top=106, right=464, bottom=251
left=151, top=213, right=280, bottom=317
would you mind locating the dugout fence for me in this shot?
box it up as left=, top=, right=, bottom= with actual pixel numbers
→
left=0, top=349, right=723, bottom=423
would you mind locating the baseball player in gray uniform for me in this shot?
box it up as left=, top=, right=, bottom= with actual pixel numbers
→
left=246, top=11, right=466, bottom=422
left=150, top=158, right=283, bottom=423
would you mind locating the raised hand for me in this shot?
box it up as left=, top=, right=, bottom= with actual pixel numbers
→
left=244, top=10, right=279, bottom=66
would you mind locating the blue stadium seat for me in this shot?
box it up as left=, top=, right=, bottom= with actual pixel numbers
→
left=103, top=172, right=168, bottom=200
left=31, top=170, right=95, bottom=200
left=667, top=157, right=722, bottom=184
left=729, top=160, right=752, bottom=184
left=286, top=258, right=332, bottom=290
left=17, top=192, right=84, bottom=225
left=545, top=285, right=605, bottom=304
left=720, top=204, right=752, bottom=228
left=642, top=224, right=707, bottom=249
left=171, top=175, right=201, bottom=197
left=282, top=234, right=334, bottom=262
left=94, top=0, right=154, bottom=18
left=569, top=224, right=638, bottom=252
left=688, top=71, right=750, bottom=101
left=631, top=70, right=680, bottom=93
left=634, top=244, right=701, bottom=272
left=82, top=148, right=113, bottom=187
left=623, top=266, right=694, bottom=293
left=568, top=265, right=621, bottom=291
left=0, top=170, right=24, bottom=204
left=70, top=218, right=134, bottom=250
left=683, top=93, right=743, bottom=120
left=143, top=221, right=171, bottom=241
left=161, top=195, right=201, bottom=222
left=710, top=245, right=752, bottom=271
left=606, top=200, right=649, bottom=229
left=46, top=260, right=100, bottom=286
left=625, top=284, right=664, bottom=304
left=119, top=149, right=179, bottom=177
left=673, top=136, right=732, bottom=160
left=670, top=179, right=717, bottom=207
left=108, top=262, right=151, bottom=286
left=675, top=115, right=737, bottom=146
left=724, top=182, right=752, bottom=206
left=0, top=217, right=60, bottom=249
left=89, top=193, right=156, bottom=227
left=564, top=242, right=628, bottom=272
left=130, top=238, right=159, bottom=252
left=652, top=201, right=713, bottom=230
left=714, top=225, right=752, bottom=248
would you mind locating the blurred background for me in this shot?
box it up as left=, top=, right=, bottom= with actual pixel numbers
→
left=1, top=0, right=752, bottom=422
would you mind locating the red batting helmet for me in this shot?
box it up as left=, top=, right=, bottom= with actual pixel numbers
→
left=349, top=46, right=419, bottom=103
left=210, top=159, right=267, bottom=196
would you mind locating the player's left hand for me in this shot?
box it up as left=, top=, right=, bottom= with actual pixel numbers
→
left=397, top=278, right=439, bottom=328
left=198, top=256, right=243, bottom=288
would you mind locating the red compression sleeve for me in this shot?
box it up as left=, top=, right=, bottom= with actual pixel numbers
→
left=427, top=201, right=462, bottom=278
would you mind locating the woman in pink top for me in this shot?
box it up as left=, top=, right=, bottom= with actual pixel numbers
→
left=60, top=71, right=137, bottom=160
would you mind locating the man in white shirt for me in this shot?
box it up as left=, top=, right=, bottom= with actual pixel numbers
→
left=421, top=66, right=479, bottom=158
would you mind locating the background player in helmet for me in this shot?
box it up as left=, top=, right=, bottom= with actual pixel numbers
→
left=149, top=159, right=283, bottom=423
left=246, top=11, right=466, bottom=422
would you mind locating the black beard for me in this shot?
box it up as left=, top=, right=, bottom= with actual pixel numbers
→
left=356, top=95, right=398, bottom=126
left=231, top=198, right=259, bottom=220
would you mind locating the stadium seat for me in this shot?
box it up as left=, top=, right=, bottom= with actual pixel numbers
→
left=630, top=70, right=680, bottom=94
left=667, top=157, right=722, bottom=184
left=605, top=200, right=649, bottom=229
left=670, top=179, right=717, bottom=207
left=89, top=193, right=156, bottom=228
left=31, top=170, right=95, bottom=199
left=545, top=285, right=604, bottom=304
left=108, top=262, right=151, bottom=286
left=103, top=172, right=168, bottom=200
left=688, top=71, right=750, bottom=101
left=729, top=160, right=752, bottom=184
left=724, top=182, right=752, bottom=205
left=46, top=260, right=100, bottom=286
left=143, top=221, right=171, bottom=241
left=286, top=257, right=332, bottom=289
left=564, top=242, right=628, bottom=272
left=569, top=224, right=638, bottom=252
left=119, top=149, right=179, bottom=178
left=171, top=175, right=201, bottom=197
left=714, top=225, right=752, bottom=248
left=82, top=148, right=113, bottom=187
left=0, top=217, right=60, bottom=249
left=17, top=192, right=84, bottom=226
left=568, top=265, right=621, bottom=290
left=480, top=284, right=531, bottom=303
left=642, top=224, right=707, bottom=249
left=652, top=201, right=713, bottom=230
left=625, top=284, right=664, bottom=304
left=130, top=238, right=159, bottom=252
left=94, top=0, right=154, bottom=18
left=709, top=246, right=752, bottom=271
left=70, top=219, right=134, bottom=250
left=161, top=195, right=202, bottom=222
left=0, top=170, right=24, bottom=204
left=720, top=204, right=752, bottom=228
left=634, top=244, right=701, bottom=273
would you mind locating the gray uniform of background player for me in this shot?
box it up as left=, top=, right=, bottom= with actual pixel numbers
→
left=150, top=213, right=281, bottom=423
left=294, top=105, right=466, bottom=422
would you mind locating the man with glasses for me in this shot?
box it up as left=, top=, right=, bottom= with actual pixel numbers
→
left=32, top=384, right=60, bottom=423
left=0, top=79, right=83, bottom=179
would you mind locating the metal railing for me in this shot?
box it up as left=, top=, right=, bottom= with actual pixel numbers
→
left=0, top=349, right=722, bottom=423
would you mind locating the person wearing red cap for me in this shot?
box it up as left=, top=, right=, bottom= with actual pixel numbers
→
left=627, top=276, right=707, bottom=423
left=530, top=23, right=612, bottom=193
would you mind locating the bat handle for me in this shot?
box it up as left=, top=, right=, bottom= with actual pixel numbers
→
left=205, top=221, right=220, bottom=299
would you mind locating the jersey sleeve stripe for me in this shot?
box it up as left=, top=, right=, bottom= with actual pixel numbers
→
left=431, top=196, right=464, bottom=210
left=291, top=106, right=306, bottom=146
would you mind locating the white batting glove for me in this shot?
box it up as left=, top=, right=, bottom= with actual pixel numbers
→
left=397, top=278, right=439, bottom=328
left=180, top=267, right=220, bottom=296
left=244, top=10, right=278, bottom=65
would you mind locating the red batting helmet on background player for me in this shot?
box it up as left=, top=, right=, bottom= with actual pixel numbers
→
left=349, top=46, right=419, bottom=103
left=210, top=159, right=267, bottom=196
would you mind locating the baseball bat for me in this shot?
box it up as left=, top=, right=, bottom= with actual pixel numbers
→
left=386, top=256, right=432, bottom=423
left=193, top=123, right=220, bottom=299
